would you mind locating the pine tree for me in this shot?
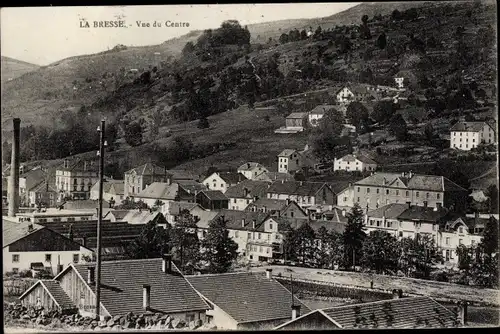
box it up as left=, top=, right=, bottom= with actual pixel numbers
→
left=171, top=210, right=201, bottom=274
left=202, top=216, right=239, bottom=273
left=126, top=220, right=171, bottom=259
left=342, top=203, right=366, bottom=270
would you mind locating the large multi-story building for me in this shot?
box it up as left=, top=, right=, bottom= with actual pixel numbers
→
left=337, top=172, right=468, bottom=212
left=55, top=160, right=99, bottom=201
left=237, top=162, right=268, bottom=180
left=333, top=154, right=377, bottom=172
left=277, top=149, right=302, bottom=174
left=124, top=163, right=171, bottom=199
left=266, top=181, right=336, bottom=210
left=450, top=121, right=496, bottom=151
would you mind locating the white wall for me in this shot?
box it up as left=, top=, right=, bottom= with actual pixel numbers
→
left=334, top=158, right=377, bottom=172
left=202, top=173, right=228, bottom=193
left=228, top=197, right=254, bottom=211
left=3, top=247, right=93, bottom=274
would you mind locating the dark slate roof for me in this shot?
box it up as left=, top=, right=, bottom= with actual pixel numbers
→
left=355, top=173, right=466, bottom=192
left=62, top=199, right=110, bottom=210
left=187, top=272, right=310, bottom=324
left=177, top=180, right=207, bottom=194
left=254, top=172, right=294, bottom=182
left=3, top=220, right=45, bottom=246
left=367, top=204, right=409, bottom=219
left=267, top=181, right=332, bottom=197
left=275, top=218, right=346, bottom=234
left=125, top=163, right=169, bottom=176
left=135, top=182, right=179, bottom=200
left=278, top=149, right=298, bottom=157
left=57, top=159, right=99, bottom=173
left=309, top=105, right=337, bottom=115
left=211, top=210, right=270, bottom=232
left=397, top=206, right=449, bottom=223
left=41, top=280, right=76, bottom=310
left=286, top=112, right=308, bottom=119
left=106, top=209, right=132, bottom=221
left=450, top=121, right=491, bottom=133
left=338, top=154, right=377, bottom=165
left=20, top=168, right=48, bottom=191
left=321, top=296, right=458, bottom=329
left=245, top=198, right=289, bottom=212
left=72, top=258, right=209, bottom=316
left=218, top=172, right=247, bottom=184
left=225, top=180, right=270, bottom=199
left=198, top=190, right=228, bottom=201
left=237, top=162, right=265, bottom=171
left=29, top=180, right=57, bottom=193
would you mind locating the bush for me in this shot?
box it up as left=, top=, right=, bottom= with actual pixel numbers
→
left=18, top=270, right=33, bottom=278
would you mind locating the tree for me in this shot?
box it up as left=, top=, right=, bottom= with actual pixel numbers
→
left=362, top=15, right=369, bottom=25
left=481, top=216, right=499, bottom=257
left=485, top=185, right=499, bottom=214
left=391, top=9, right=402, bottom=20
left=300, top=29, right=307, bottom=40
left=362, top=230, right=400, bottom=274
left=294, top=223, right=317, bottom=266
left=279, top=33, right=289, bottom=44
left=182, top=41, right=195, bottom=56
left=124, top=121, right=143, bottom=147
left=197, top=117, right=210, bottom=129
left=310, top=107, right=346, bottom=160
left=201, top=216, right=239, bottom=273
left=346, top=102, right=369, bottom=129
left=316, top=228, right=344, bottom=269
left=398, top=235, right=440, bottom=279
left=388, top=114, right=408, bottom=141
left=281, top=223, right=298, bottom=263
left=376, top=32, right=387, bottom=49
left=171, top=210, right=201, bottom=274
left=423, top=123, right=434, bottom=143
left=126, top=220, right=171, bottom=259
left=372, top=101, right=397, bottom=124
left=342, top=203, right=366, bottom=270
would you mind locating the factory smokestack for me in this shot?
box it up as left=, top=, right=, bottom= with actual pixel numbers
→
left=8, top=118, right=21, bottom=217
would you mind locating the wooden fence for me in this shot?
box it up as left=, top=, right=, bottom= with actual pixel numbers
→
left=3, top=278, right=36, bottom=297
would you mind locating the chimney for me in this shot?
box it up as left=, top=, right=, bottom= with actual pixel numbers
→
left=291, top=304, right=301, bottom=320
left=243, top=188, right=249, bottom=197
left=409, top=170, right=413, bottom=178
left=247, top=163, right=250, bottom=169
left=8, top=118, right=21, bottom=217
left=162, top=254, right=172, bottom=273
left=143, top=284, right=151, bottom=310
left=342, top=209, right=346, bottom=217
left=84, top=161, right=87, bottom=171
left=392, top=289, right=400, bottom=299
left=262, top=205, right=267, bottom=213
left=252, top=220, right=256, bottom=229
left=265, top=268, right=272, bottom=279
left=423, top=201, right=428, bottom=208
left=87, top=266, right=95, bottom=284
left=456, top=301, right=468, bottom=326
left=27, top=224, right=34, bottom=233
left=286, top=198, right=291, bottom=206
left=406, top=201, right=411, bottom=209
left=242, top=218, right=245, bottom=227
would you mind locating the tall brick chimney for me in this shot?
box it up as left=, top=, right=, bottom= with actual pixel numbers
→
left=8, top=118, right=21, bottom=217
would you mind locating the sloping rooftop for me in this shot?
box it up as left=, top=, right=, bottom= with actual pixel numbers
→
left=278, top=149, right=298, bottom=157
left=355, top=173, right=466, bottom=192
left=135, top=182, right=179, bottom=200
left=225, top=180, right=270, bottom=199
left=187, top=272, right=310, bottom=324
left=367, top=204, right=409, bottom=219
left=61, top=200, right=110, bottom=211
left=3, top=220, right=45, bottom=247
left=267, top=181, right=332, bottom=197
left=450, top=121, right=490, bottom=132
left=309, top=105, right=337, bottom=115
left=217, top=172, right=247, bottom=184
left=245, top=198, right=289, bottom=212
left=72, top=258, right=209, bottom=316
left=42, top=280, right=77, bottom=309
left=212, top=210, right=270, bottom=232
left=125, top=163, right=169, bottom=176
left=121, top=210, right=163, bottom=225
left=176, top=180, right=207, bottom=194
left=254, top=172, right=294, bottom=182
left=321, top=296, right=458, bottom=329
left=338, top=154, right=377, bottom=165
left=197, top=190, right=228, bottom=201
left=105, top=209, right=132, bottom=221
left=237, top=162, right=265, bottom=171
left=286, top=112, right=308, bottom=119
left=29, top=180, right=58, bottom=193
left=165, top=201, right=200, bottom=215
left=20, top=168, right=48, bottom=191
left=397, top=206, right=449, bottom=223
left=57, top=159, right=99, bottom=173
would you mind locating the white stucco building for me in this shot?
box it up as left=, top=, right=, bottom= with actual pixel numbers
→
left=450, top=121, right=496, bottom=151
left=333, top=154, right=377, bottom=172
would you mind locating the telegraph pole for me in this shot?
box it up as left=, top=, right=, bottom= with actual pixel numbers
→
left=95, top=120, right=106, bottom=318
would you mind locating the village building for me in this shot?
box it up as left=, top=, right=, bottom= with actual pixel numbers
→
left=395, top=76, right=405, bottom=89
left=308, top=105, right=337, bottom=127
left=225, top=180, right=270, bottom=210
left=438, top=216, right=485, bottom=263
left=333, top=154, right=378, bottom=172
left=28, top=180, right=58, bottom=208
left=254, top=171, right=294, bottom=182
left=13, top=208, right=96, bottom=224
left=337, top=172, right=468, bottom=212
left=237, top=162, right=269, bottom=180
left=202, top=172, right=246, bottom=193
left=266, top=181, right=336, bottom=209
left=58, top=199, right=111, bottom=212
left=335, top=86, right=356, bottom=103
left=245, top=198, right=308, bottom=220
left=275, top=113, right=309, bottom=134
left=195, top=190, right=229, bottom=210
left=6, top=167, right=49, bottom=207
left=89, top=179, right=125, bottom=204
left=162, top=201, right=201, bottom=224
left=186, top=270, right=310, bottom=329
left=19, top=256, right=209, bottom=321
left=3, top=220, right=93, bottom=275
left=450, top=121, right=496, bottom=151
left=55, top=160, right=99, bottom=202
left=277, top=149, right=303, bottom=174
left=275, top=296, right=460, bottom=330
left=133, top=181, right=201, bottom=208
left=123, top=163, right=171, bottom=199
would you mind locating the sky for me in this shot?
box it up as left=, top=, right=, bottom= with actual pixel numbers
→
left=1, top=3, right=358, bottom=66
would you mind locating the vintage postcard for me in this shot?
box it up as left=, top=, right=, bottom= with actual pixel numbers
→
left=1, top=2, right=498, bottom=331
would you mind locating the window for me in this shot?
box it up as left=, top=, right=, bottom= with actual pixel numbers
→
left=52, top=218, right=61, bottom=222
left=233, top=199, right=237, bottom=203
left=459, top=227, right=463, bottom=234
left=235, top=231, right=239, bottom=238
left=266, top=248, right=270, bottom=254
left=357, top=187, right=360, bottom=192
left=269, top=223, right=273, bottom=230
left=445, top=237, right=450, bottom=245
left=267, top=234, right=271, bottom=241
left=386, top=190, right=389, bottom=195
left=376, top=188, right=379, bottom=194
left=399, top=231, right=403, bottom=238
left=437, top=193, right=440, bottom=199
left=248, top=233, right=252, bottom=239
left=67, top=218, right=75, bottom=222
left=416, top=192, right=419, bottom=198
left=73, top=254, right=79, bottom=263
left=344, top=197, right=347, bottom=202
left=396, top=190, right=399, bottom=196
left=376, top=221, right=381, bottom=227
left=259, top=246, right=263, bottom=252
left=258, top=233, right=262, bottom=239
left=246, top=199, right=250, bottom=204
left=367, top=188, right=370, bottom=193
left=290, top=211, right=294, bottom=218
left=12, top=254, right=19, bottom=263
left=45, top=254, right=52, bottom=262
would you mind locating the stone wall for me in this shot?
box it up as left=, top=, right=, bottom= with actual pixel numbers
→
left=4, top=303, right=217, bottom=331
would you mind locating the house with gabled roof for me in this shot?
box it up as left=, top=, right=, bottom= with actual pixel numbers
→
left=195, top=190, right=229, bottom=210
left=123, top=162, right=171, bottom=199
left=225, top=179, right=270, bottom=210
left=254, top=171, right=294, bottom=183
left=245, top=198, right=308, bottom=220
left=202, top=171, right=246, bottom=193
left=55, top=159, right=99, bottom=202
left=277, top=149, right=303, bottom=174
left=334, top=153, right=377, bottom=172
left=340, top=171, right=468, bottom=212
left=450, top=121, right=496, bottom=151
left=274, top=296, right=460, bottom=330
left=28, top=180, right=58, bottom=208
left=308, top=105, right=337, bottom=127
left=186, top=270, right=310, bottom=329
left=19, top=257, right=209, bottom=321
left=90, top=179, right=125, bottom=204
left=3, top=220, right=93, bottom=275
left=237, top=162, right=268, bottom=180
left=133, top=181, right=194, bottom=208
left=266, top=181, right=336, bottom=209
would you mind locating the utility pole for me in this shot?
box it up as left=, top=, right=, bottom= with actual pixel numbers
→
left=95, top=120, right=106, bottom=319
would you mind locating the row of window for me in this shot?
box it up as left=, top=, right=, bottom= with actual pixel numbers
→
left=357, top=187, right=441, bottom=199
left=12, top=254, right=80, bottom=263
left=249, top=245, right=271, bottom=254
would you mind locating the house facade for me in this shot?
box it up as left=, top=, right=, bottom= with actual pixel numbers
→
left=395, top=77, right=405, bottom=89
left=277, top=149, right=302, bottom=174
left=237, top=162, right=268, bottom=180
left=285, top=112, right=308, bottom=130
left=195, top=190, right=229, bottom=210
left=202, top=172, right=246, bottom=193
left=124, top=163, right=171, bottom=199
left=225, top=180, right=270, bottom=211
left=133, top=181, right=194, bottom=208
left=15, top=209, right=96, bottom=224
left=28, top=180, right=57, bottom=208
left=338, top=172, right=468, bottom=212
left=266, top=181, right=336, bottom=210
left=55, top=160, right=99, bottom=201
left=90, top=180, right=125, bottom=204
left=450, top=121, right=496, bottom=151
left=336, top=87, right=355, bottom=103
left=308, top=105, right=337, bottom=127
left=333, top=154, right=377, bottom=172
left=3, top=221, right=93, bottom=275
